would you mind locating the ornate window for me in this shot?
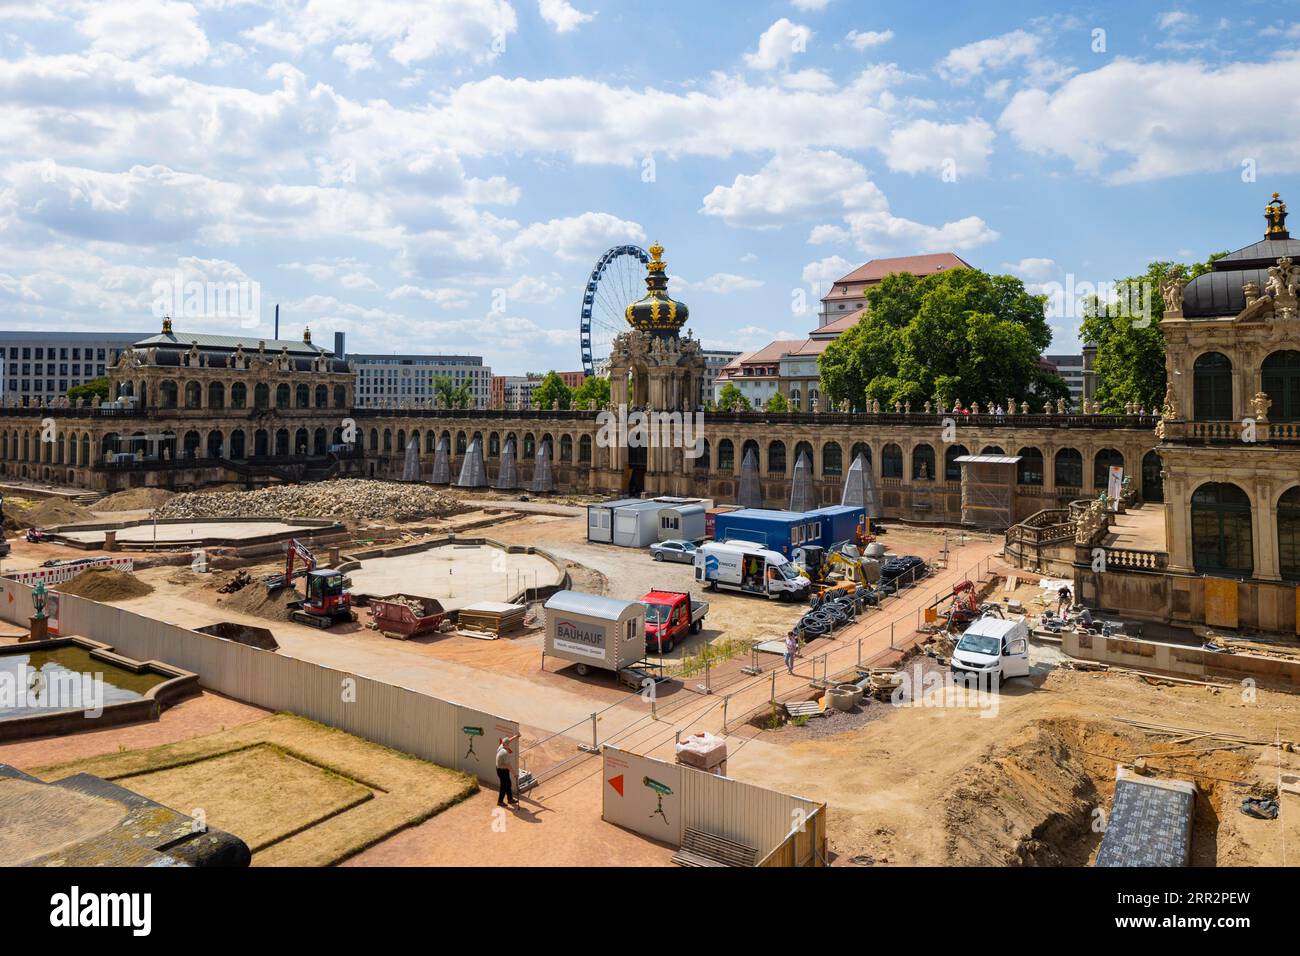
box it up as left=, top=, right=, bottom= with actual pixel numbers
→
left=1016, top=447, right=1043, bottom=486
left=944, top=444, right=968, bottom=482
left=1142, top=450, right=1164, bottom=503
left=1191, top=482, right=1252, bottom=575
left=882, top=443, right=903, bottom=479
left=822, top=442, right=843, bottom=478
left=1093, top=448, right=1123, bottom=491
left=1278, top=487, right=1300, bottom=581
left=1262, top=350, right=1300, bottom=421
left=767, top=440, right=786, bottom=475
left=1193, top=352, right=1233, bottom=421
left=911, top=444, right=935, bottom=481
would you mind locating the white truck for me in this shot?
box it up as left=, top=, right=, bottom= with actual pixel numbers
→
left=694, top=541, right=811, bottom=601
left=950, top=615, right=1031, bottom=684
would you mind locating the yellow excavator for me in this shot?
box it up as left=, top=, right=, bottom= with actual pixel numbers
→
left=795, top=545, right=880, bottom=598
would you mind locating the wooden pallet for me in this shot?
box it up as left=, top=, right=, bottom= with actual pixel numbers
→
left=784, top=700, right=823, bottom=718
left=671, top=828, right=757, bottom=867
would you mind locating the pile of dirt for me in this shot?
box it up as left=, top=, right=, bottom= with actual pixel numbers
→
left=59, top=567, right=154, bottom=602
left=156, top=479, right=468, bottom=524
left=4, top=497, right=98, bottom=530
left=204, top=569, right=300, bottom=622
left=94, top=488, right=175, bottom=512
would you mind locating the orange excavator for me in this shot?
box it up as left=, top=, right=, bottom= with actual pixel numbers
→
left=266, top=538, right=355, bottom=629
left=944, top=580, right=981, bottom=632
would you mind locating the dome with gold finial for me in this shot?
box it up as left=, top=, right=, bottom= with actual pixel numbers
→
left=625, top=241, right=689, bottom=338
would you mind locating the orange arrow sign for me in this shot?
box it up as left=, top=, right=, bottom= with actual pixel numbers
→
left=607, top=774, right=624, bottom=797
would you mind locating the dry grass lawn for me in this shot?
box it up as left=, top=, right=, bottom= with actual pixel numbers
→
left=35, top=713, right=477, bottom=866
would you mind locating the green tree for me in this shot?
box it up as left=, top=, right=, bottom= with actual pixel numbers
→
left=431, top=376, right=472, bottom=409
left=764, top=391, right=789, bottom=412
left=716, top=382, right=751, bottom=411
left=819, top=267, right=1067, bottom=410
left=1081, top=253, right=1225, bottom=412
left=67, top=377, right=110, bottom=403
left=531, top=371, right=573, bottom=410
left=571, top=375, right=610, bottom=410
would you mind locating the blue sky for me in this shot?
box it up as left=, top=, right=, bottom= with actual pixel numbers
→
left=1, top=0, right=1297, bottom=374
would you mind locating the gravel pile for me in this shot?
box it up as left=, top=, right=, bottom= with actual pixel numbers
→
left=155, top=479, right=468, bottom=524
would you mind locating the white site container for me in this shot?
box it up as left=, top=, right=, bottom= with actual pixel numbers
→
left=611, top=500, right=663, bottom=548
left=587, top=498, right=642, bottom=543
left=543, top=590, right=646, bottom=676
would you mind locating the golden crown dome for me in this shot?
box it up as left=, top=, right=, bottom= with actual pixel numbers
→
left=625, top=241, right=689, bottom=338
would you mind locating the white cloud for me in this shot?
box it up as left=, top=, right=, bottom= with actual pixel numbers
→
left=700, top=149, right=886, bottom=227
left=938, top=29, right=1040, bottom=83
left=387, top=285, right=474, bottom=309
left=744, top=18, right=811, bottom=71
left=340, top=271, right=380, bottom=291
left=1157, top=11, right=1195, bottom=30
left=538, top=0, right=594, bottom=33
left=675, top=273, right=764, bottom=294
left=333, top=43, right=377, bottom=74
left=1002, top=257, right=1058, bottom=282
left=503, top=274, right=565, bottom=304
left=841, top=208, right=998, bottom=255
left=808, top=224, right=850, bottom=244
left=845, top=29, right=893, bottom=50
left=507, top=212, right=645, bottom=261
left=77, top=0, right=211, bottom=67
left=802, top=255, right=856, bottom=286
left=999, top=54, right=1300, bottom=182
left=791, top=0, right=832, bottom=10
left=882, top=118, right=995, bottom=176
left=243, top=0, right=518, bottom=66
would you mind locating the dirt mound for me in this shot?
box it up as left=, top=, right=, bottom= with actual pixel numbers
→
left=94, top=488, right=175, bottom=512
left=59, top=567, right=154, bottom=602
left=4, top=497, right=98, bottom=530
left=203, top=569, right=300, bottom=622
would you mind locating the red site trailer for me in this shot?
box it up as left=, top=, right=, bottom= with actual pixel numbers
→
left=369, top=594, right=449, bottom=640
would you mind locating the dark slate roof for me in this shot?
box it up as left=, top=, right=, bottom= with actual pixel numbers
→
left=133, top=331, right=329, bottom=355
left=1181, top=233, right=1300, bottom=318
left=1213, top=237, right=1300, bottom=270
left=1182, top=266, right=1271, bottom=318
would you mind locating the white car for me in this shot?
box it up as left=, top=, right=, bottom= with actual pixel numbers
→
left=649, top=539, right=698, bottom=563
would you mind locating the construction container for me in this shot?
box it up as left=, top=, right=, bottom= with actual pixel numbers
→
left=543, top=590, right=645, bottom=677
left=587, top=498, right=643, bottom=543
left=370, top=594, right=448, bottom=640
left=657, top=502, right=706, bottom=542
left=612, top=499, right=663, bottom=548
left=704, top=505, right=739, bottom=538
left=804, top=505, right=867, bottom=550
left=711, top=509, right=818, bottom=558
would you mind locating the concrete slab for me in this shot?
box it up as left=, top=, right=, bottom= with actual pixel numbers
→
left=347, top=543, right=562, bottom=610
left=60, top=520, right=321, bottom=546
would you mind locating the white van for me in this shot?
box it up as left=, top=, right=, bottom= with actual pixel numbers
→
left=694, top=541, right=810, bottom=600
left=950, top=615, right=1030, bottom=683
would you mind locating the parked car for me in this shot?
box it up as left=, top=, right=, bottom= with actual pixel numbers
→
left=880, top=555, right=927, bottom=586
left=649, top=539, right=698, bottom=563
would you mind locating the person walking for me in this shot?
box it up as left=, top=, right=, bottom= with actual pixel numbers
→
left=1057, top=585, right=1072, bottom=617
left=784, top=629, right=799, bottom=675
left=496, top=734, right=520, bottom=808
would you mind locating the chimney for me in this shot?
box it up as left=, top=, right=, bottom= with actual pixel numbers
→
left=274, top=303, right=280, bottom=340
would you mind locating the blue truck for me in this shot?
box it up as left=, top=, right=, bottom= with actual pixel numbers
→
left=711, top=506, right=865, bottom=558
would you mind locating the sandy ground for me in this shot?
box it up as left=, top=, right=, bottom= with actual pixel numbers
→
left=347, top=542, right=561, bottom=608
left=59, top=520, right=320, bottom=545
left=722, top=663, right=1300, bottom=866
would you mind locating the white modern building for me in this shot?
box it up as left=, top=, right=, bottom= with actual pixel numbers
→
left=350, top=353, right=492, bottom=408
left=0, top=331, right=148, bottom=406
left=701, top=349, right=741, bottom=406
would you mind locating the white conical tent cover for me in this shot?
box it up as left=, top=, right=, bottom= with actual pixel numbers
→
left=841, top=452, right=881, bottom=517
left=532, top=439, right=555, bottom=493
left=737, top=447, right=762, bottom=508
left=496, top=438, right=518, bottom=489
left=430, top=435, right=451, bottom=484
left=401, top=437, right=421, bottom=481
left=457, top=436, right=488, bottom=487
left=789, top=450, right=815, bottom=512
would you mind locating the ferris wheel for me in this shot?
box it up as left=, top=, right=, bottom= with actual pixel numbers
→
left=580, top=244, right=649, bottom=377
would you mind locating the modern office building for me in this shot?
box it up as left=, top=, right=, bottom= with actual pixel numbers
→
left=0, top=331, right=149, bottom=406
left=349, top=353, right=492, bottom=408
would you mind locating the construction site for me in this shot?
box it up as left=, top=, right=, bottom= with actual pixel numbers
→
left=2, top=467, right=1297, bottom=871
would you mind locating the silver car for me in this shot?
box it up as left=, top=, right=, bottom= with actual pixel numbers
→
left=649, top=539, right=698, bottom=563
